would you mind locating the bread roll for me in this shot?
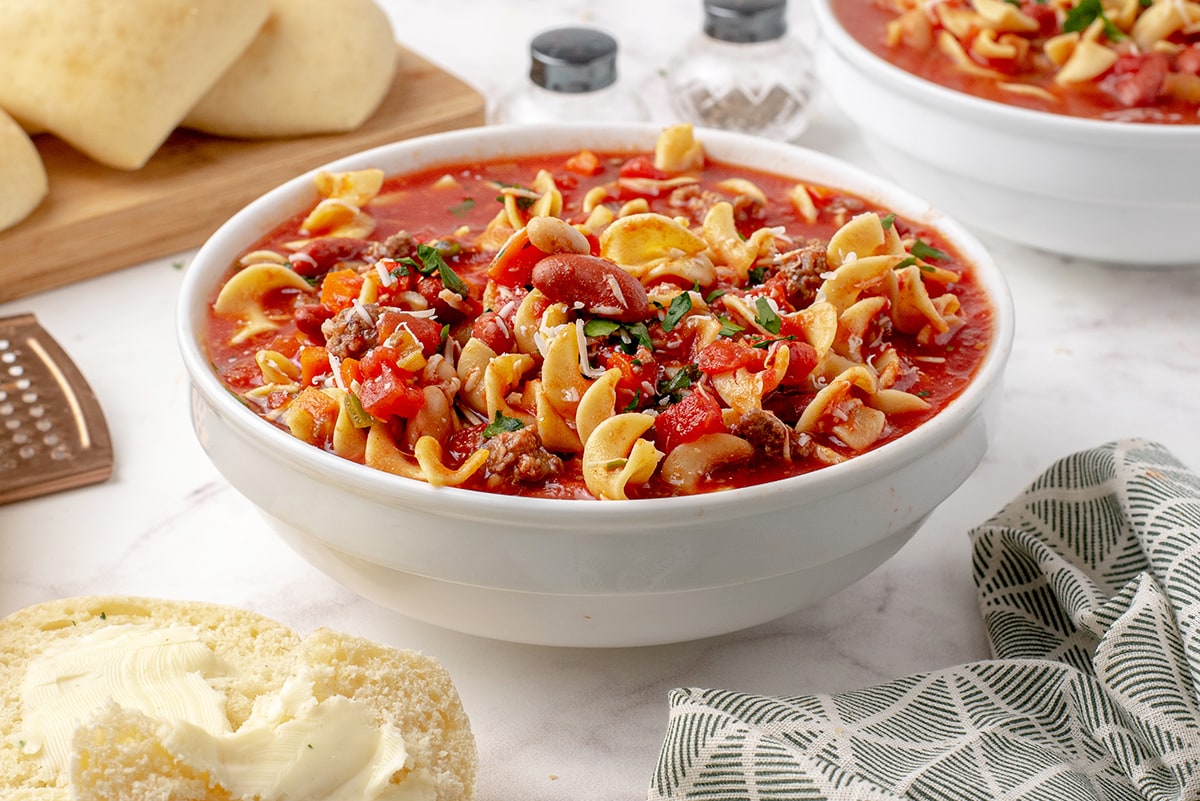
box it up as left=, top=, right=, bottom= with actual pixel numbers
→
left=0, top=108, right=47, bottom=233
left=0, top=596, right=477, bottom=801
left=0, top=0, right=271, bottom=170
left=183, top=0, right=398, bottom=139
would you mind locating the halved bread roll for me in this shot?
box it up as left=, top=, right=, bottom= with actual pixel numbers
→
left=0, top=596, right=477, bottom=801
left=184, top=0, right=398, bottom=139
left=0, top=108, right=46, bottom=233
left=0, top=0, right=271, bottom=170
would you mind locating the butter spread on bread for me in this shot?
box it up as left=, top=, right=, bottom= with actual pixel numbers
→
left=0, top=596, right=476, bottom=801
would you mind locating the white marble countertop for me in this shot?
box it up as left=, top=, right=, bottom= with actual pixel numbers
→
left=2, top=1, right=1199, bottom=799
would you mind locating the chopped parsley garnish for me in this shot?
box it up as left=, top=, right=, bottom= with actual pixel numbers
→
left=583, top=319, right=622, bottom=338
left=916, top=390, right=932, bottom=398
left=754, top=297, right=782, bottom=335
left=449, top=197, right=476, bottom=217
left=705, top=288, right=727, bottom=304
left=910, top=239, right=949, bottom=262
left=482, top=411, right=525, bottom=438
left=894, top=255, right=936, bottom=274
left=1064, top=0, right=1124, bottom=38
left=747, top=266, right=767, bottom=284
left=623, top=322, right=653, bottom=352
left=398, top=242, right=470, bottom=298
left=656, top=363, right=701, bottom=403
left=717, top=316, right=746, bottom=338
left=661, top=293, right=693, bottom=332
left=582, top=319, right=652, bottom=354
left=622, top=391, right=643, bottom=412
left=880, top=213, right=896, bottom=230
left=751, top=335, right=796, bottom=349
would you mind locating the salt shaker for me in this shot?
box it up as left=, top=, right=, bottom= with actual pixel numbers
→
left=666, top=0, right=816, bottom=141
left=491, top=27, right=650, bottom=125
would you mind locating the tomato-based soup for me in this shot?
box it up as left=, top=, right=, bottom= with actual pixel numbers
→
left=835, top=0, right=1200, bottom=123
left=205, top=126, right=995, bottom=500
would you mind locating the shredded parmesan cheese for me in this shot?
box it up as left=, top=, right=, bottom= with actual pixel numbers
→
left=289, top=252, right=319, bottom=271
left=352, top=300, right=374, bottom=326
left=329, top=353, right=346, bottom=390
left=438, top=288, right=472, bottom=314
left=374, top=260, right=398, bottom=287
left=604, top=274, right=627, bottom=308
left=575, top=320, right=608, bottom=379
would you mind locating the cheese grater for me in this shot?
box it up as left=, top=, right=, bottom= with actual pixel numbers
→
left=0, top=313, right=113, bottom=504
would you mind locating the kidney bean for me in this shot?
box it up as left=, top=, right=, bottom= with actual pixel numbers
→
left=294, top=303, right=334, bottom=341
left=288, top=237, right=372, bottom=277
left=531, top=253, right=651, bottom=323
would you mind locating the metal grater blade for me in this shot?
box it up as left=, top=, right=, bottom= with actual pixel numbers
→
left=0, top=313, right=113, bottom=504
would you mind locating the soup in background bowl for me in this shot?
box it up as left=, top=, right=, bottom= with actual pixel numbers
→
left=813, top=0, right=1200, bottom=266
left=178, top=123, right=1013, bottom=646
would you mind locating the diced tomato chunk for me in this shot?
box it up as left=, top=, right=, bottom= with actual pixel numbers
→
left=619, top=155, right=668, bottom=181
left=654, top=389, right=726, bottom=453
left=603, top=347, right=658, bottom=394
left=377, top=310, right=443, bottom=355
left=487, top=229, right=544, bottom=287
left=1176, top=45, right=1200, bottom=76
left=780, top=340, right=818, bottom=387
left=1100, top=52, right=1168, bottom=107
left=695, top=339, right=765, bottom=376
left=357, top=346, right=426, bottom=419
left=1020, top=1, right=1058, bottom=36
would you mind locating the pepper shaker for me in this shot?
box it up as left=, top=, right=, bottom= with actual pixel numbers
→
left=666, top=0, right=816, bottom=141
left=492, top=26, right=650, bottom=125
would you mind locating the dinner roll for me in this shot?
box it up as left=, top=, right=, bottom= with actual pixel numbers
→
left=0, top=0, right=271, bottom=170
left=183, top=0, right=398, bottom=139
left=0, top=596, right=477, bottom=801
left=0, top=108, right=47, bottom=233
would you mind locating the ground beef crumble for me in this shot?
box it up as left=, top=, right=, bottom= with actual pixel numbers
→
left=483, top=426, right=563, bottom=483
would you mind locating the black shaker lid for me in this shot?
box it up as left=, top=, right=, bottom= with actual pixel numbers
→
left=529, top=27, right=619, bottom=93
left=703, top=0, right=787, bottom=43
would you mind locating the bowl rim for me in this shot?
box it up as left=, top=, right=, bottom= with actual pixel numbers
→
left=810, top=0, right=1200, bottom=142
left=177, top=122, right=1015, bottom=524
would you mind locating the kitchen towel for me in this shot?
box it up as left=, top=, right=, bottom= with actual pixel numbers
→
left=648, top=438, right=1199, bottom=800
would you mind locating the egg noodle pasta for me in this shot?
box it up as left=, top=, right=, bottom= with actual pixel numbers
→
left=204, top=125, right=994, bottom=500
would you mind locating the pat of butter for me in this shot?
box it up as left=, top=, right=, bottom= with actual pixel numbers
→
left=19, top=623, right=433, bottom=801
left=20, top=623, right=231, bottom=774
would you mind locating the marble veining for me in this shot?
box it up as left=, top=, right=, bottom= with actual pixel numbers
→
left=2, top=1, right=1198, bottom=799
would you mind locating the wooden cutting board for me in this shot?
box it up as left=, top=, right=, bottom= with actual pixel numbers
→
left=0, top=44, right=486, bottom=304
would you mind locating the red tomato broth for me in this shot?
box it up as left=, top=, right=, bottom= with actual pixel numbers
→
left=204, top=146, right=995, bottom=499
left=833, top=0, right=1200, bottom=123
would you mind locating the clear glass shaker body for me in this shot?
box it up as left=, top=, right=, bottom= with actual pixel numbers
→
left=667, top=0, right=816, bottom=141
left=492, top=27, right=650, bottom=125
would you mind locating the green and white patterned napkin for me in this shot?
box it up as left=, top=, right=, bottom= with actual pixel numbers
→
left=649, top=439, right=1200, bottom=801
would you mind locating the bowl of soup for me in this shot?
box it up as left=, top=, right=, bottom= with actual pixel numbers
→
left=177, top=123, right=1013, bottom=647
left=812, top=0, right=1200, bottom=266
